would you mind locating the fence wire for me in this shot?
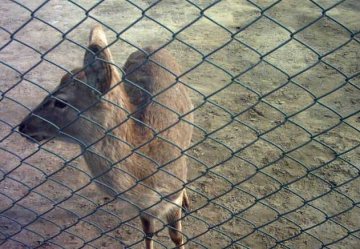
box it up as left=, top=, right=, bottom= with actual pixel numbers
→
left=0, top=0, right=359, bottom=248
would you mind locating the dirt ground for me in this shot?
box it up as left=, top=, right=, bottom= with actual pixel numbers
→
left=1, top=0, right=359, bottom=248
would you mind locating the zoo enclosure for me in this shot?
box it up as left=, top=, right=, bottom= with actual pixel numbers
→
left=0, top=0, right=359, bottom=248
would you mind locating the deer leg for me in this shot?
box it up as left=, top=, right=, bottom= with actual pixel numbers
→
left=140, top=216, right=155, bottom=249
left=167, top=207, right=185, bottom=249
left=182, top=189, right=190, bottom=212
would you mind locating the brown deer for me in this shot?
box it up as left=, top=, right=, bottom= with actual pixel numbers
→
left=19, top=25, right=193, bottom=249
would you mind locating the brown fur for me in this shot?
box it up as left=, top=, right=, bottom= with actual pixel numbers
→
left=19, top=25, right=193, bottom=249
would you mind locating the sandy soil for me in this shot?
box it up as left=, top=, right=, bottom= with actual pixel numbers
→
left=0, top=0, right=359, bottom=248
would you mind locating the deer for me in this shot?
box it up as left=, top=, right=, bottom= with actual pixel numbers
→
left=18, top=25, right=194, bottom=249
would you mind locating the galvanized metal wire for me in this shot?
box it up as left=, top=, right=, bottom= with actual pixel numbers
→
left=1, top=0, right=359, bottom=248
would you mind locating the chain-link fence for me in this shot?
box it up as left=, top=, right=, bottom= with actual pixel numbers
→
left=1, top=0, right=359, bottom=248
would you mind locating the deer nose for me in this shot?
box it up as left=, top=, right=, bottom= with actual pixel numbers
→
left=19, top=123, right=27, bottom=134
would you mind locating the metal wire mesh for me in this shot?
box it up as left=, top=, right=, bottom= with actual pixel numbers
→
left=1, top=0, right=359, bottom=248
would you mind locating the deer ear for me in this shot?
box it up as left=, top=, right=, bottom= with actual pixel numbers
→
left=83, top=25, right=113, bottom=94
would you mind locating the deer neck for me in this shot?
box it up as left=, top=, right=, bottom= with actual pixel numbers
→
left=79, top=81, right=140, bottom=193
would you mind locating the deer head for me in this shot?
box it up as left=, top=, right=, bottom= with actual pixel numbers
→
left=19, top=25, right=120, bottom=145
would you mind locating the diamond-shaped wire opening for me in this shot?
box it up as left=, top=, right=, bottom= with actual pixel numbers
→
left=293, top=61, right=347, bottom=97
left=234, top=102, right=286, bottom=133
left=325, top=0, right=360, bottom=32
left=317, top=122, right=360, bottom=154
left=235, top=138, right=284, bottom=168
left=235, top=15, right=290, bottom=54
left=295, top=15, right=351, bottom=54
left=264, top=81, right=315, bottom=115
left=322, top=39, right=360, bottom=76
left=35, top=1, right=86, bottom=32
left=290, top=103, right=342, bottom=135
left=208, top=82, right=260, bottom=114
left=0, top=39, right=41, bottom=73
left=207, top=39, right=260, bottom=76
left=236, top=60, right=288, bottom=95
left=265, top=0, right=323, bottom=31
left=287, top=173, right=333, bottom=201
left=262, top=157, right=308, bottom=186
left=288, top=139, right=337, bottom=170
left=263, top=121, right=311, bottom=152
left=265, top=39, right=319, bottom=76
left=210, top=120, right=258, bottom=151
left=176, top=16, right=231, bottom=54
left=145, top=1, right=200, bottom=32
left=205, top=0, right=261, bottom=31
left=1, top=0, right=359, bottom=248
left=118, top=15, right=174, bottom=49
left=321, top=84, right=360, bottom=117
left=307, top=219, right=350, bottom=246
left=0, top=1, right=32, bottom=33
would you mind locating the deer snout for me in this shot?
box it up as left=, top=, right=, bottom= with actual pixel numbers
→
left=18, top=119, right=35, bottom=140
left=18, top=117, right=49, bottom=142
left=18, top=122, right=27, bottom=134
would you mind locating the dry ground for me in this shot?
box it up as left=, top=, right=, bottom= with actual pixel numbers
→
left=0, top=0, right=360, bottom=248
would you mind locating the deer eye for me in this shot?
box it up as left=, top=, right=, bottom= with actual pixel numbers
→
left=54, top=99, right=67, bottom=109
